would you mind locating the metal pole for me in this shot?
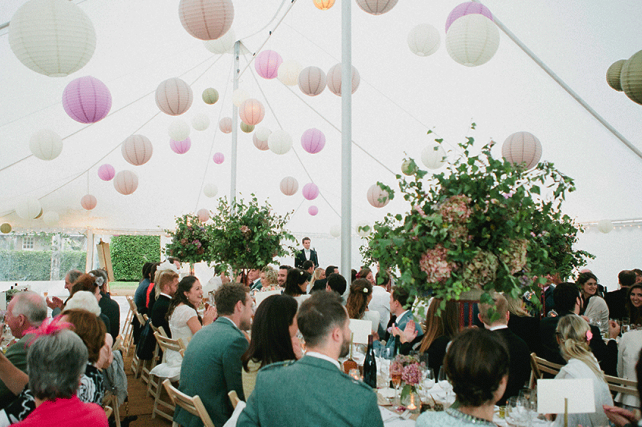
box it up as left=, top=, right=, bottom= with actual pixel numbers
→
left=230, top=41, right=240, bottom=203
left=340, top=0, right=352, bottom=277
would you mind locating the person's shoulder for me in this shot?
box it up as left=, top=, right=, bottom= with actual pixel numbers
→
left=416, top=409, right=450, bottom=426
left=82, top=401, right=108, bottom=425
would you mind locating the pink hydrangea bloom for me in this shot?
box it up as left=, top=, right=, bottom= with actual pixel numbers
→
left=439, top=195, right=472, bottom=224
left=419, top=244, right=456, bottom=283
left=401, top=363, right=422, bottom=385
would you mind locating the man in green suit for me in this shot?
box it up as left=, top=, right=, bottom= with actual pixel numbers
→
left=238, top=291, right=384, bottom=427
left=174, top=283, right=252, bottom=427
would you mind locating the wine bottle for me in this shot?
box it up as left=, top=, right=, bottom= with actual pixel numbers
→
left=363, top=334, right=377, bottom=388
left=393, top=335, right=401, bottom=357
left=343, top=332, right=358, bottom=374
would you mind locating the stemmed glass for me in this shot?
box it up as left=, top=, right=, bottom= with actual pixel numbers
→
left=506, top=396, right=530, bottom=427
left=390, top=362, right=403, bottom=405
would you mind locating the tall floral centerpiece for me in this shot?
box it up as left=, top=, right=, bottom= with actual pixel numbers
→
left=165, top=213, right=215, bottom=267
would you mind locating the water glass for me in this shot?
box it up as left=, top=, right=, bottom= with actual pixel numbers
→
left=506, top=396, right=531, bottom=427
left=438, top=366, right=448, bottom=383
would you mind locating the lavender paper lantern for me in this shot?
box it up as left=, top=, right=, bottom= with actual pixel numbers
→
left=219, top=117, right=233, bottom=133
left=327, top=63, right=360, bottom=96
left=367, top=184, right=389, bottom=208
left=62, top=76, right=112, bottom=123
left=445, top=2, right=493, bottom=32
left=298, top=66, right=326, bottom=96
left=80, top=194, right=97, bottom=210
left=155, top=78, right=194, bottom=116
left=308, top=206, right=318, bottom=216
left=122, top=135, right=153, bottom=166
left=98, top=164, right=115, bottom=181
left=170, top=137, right=191, bottom=154
left=197, top=208, right=210, bottom=222
left=239, top=99, right=265, bottom=126
left=213, top=152, right=225, bottom=164
left=302, top=183, right=319, bottom=201
left=178, top=0, right=234, bottom=41
left=301, top=128, right=325, bottom=154
left=255, top=50, right=283, bottom=79
left=253, top=133, right=269, bottom=151
left=280, top=176, right=298, bottom=196
left=113, top=170, right=138, bottom=195
left=502, top=132, right=542, bottom=170
left=356, top=0, right=398, bottom=15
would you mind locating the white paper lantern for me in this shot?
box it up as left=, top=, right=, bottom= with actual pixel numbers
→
left=446, top=14, right=500, bottom=67
left=203, top=28, right=236, bottom=54
left=81, top=194, right=97, bottom=210
left=253, top=134, right=269, bottom=151
left=421, top=144, right=447, bottom=169
left=169, top=120, right=191, bottom=141
left=268, top=130, right=293, bottom=155
left=15, top=198, right=42, bottom=220
left=219, top=117, right=233, bottom=133
left=356, top=220, right=371, bottom=237
left=239, top=99, right=265, bottom=126
left=408, top=24, right=441, bottom=57
left=280, top=176, right=299, bottom=196
left=356, top=0, right=398, bottom=15
left=255, top=126, right=271, bottom=141
left=278, top=60, right=303, bottom=86
left=43, top=211, right=59, bottom=226
left=155, top=78, right=194, bottom=115
left=502, top=132, right=542, bottom=170
left=29, top=129, right=63, bottom=161
left=8, top=0, right=96, bottom=77
left=367, top=184, right=390, bottom=208
left=298, top=66, right=326, bottom=96
left=203, top=183, right=218, bottom=198
left=122, top=135, right=153, bottom=166
left=327, top=63, right=361, bottom=96
left=113, top=170, right=138, bottom=195
left=192, top=113, right=210, bottom=131
left=197, top=208, right=210, bottom=222
left=597, top=220, right=614, bottom=234
left=232, top=89, right=250, bottom=107
left=330, top=224, right=341, bottom=237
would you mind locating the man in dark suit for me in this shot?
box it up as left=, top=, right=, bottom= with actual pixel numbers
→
left=150, top=270, right=179, bottom=338
left=238, top=291, right=384, bottom=427
left=479, top=293, right=531, bottom=405
left=294, top=237, right=318, bottom=269
left=175, top=283, right=252, bottom=427
left=605, top=270, right=636, bottom=320
left=311, top=265, right=339, bottom=293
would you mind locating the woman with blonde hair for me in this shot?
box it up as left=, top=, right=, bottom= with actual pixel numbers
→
left=308, top=268, right=325, bottom=293
left=505, top=293, right=541, bottom=355
left=260, top=269, right=281, bottom=292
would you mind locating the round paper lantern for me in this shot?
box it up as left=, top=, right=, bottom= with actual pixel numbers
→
left=314, top=0, right=335, bottom=10
left=268, top=130, right=293, bottom=155
left=113, top=170, right=138, bottom=195
left=178, top=0, right=234, bottom=41
left=232, top=89, right=250, bottom=107
left=356, top=0, right=398, bottom=15
left=298, top=66, right=326, bottom=96
left=169, top=119, right=191, bottom=141
left=502, top=132, right=542, bottom=170
left=155, top=78, right=194, bottom=116
left=122, top=135, right=153, bottom=166
left=446, top=14, right=500, bottom=67
left=62, top=76, right=112, bottom=123
left=197, top=208, right=210, bottom=222
left=327, top=63, right=360, bottom=96
left=330, top=224, right=341, bottom=237
left=606, top=60, right=626, bottom=92
left=35, top=209, right=44, bottom=219
left=202, top=88, right=219, bottom=104
left=192, top=114, right=210, bottom=131
left=8, top=0, right=96, bottom=77
left=240, top=122, right=255, bottom=133
left=401, top=159, right=416, bottom=175
left=278, top=60, right=302, bottom=86
left=445, top=2, right=493, bottom=32
left=255, top=126, right=271, bottom=141
left=301, top=128, right=326, bottom=154
left=421, top=144, right=447, bottom=169
left=356, top=220, right=371, bottom=237
left=255, top=50, right=283, bottom=79
left=302, top=183, right=319, bottom=200
left=203, top=183, right=218, bottom=198
left=203, top=28, right=236, bottom=54
left=0, top=223, right=11, bottom=234
left=367, top=184, right=390, bottom=208
left=81, top=194, right=97, bottom=210
left=308, top=206, right=319, bottom=216
left=170, top=138, right=191, bottom=154
left=597, top=220, right=614, bottom=234
left=408, top=24, right=441, bottom=57
left=213, top=152, right=225, bottom=164
left=29, top=129, right=63, bottom=161
left=253, top=134, right=269, bottom=151
left=219, top=117, right=233, bottom=133
left=280, top=176, right=299, bottom=196
left=16, top=198, right=41, bottom=220
left=43, top=211, right=59, bottom=226
left=98, top=164, right=115, bottom=181
left=239, top=99, right=265, bottom=126
left=621, top=51, right=642, bottom=105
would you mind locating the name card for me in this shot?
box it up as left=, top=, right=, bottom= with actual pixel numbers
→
left=537, top=378, right=595, bottom=414
left=349, top=319, right=372, bottom=344
left=254, top=290, right=281, bottom=307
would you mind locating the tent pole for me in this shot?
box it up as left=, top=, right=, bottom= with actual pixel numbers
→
left=231, top=41, right=240, bottom=204
left=340, top=0, right=352, bottom=277
left=85, top=229, right=94, bottom=273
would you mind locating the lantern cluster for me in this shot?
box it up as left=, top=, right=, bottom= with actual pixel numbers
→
left=608, top=51, right=642, bottom=105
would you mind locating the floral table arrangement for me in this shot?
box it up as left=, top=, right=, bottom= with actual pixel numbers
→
left=391, top=355, right=424, bottom=411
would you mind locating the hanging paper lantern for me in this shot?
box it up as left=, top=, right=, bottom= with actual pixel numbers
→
left=98, top=164, right=115, bottom=181
left=122, top=135, right=153, bottom=166
left=421, top=144, right=447, bottom=169
left=308, top=206, right=319, bottom=216
left=367, top=184, right=389, bottom=208
left=298, top=66, right=326, bottom=96
left=280, top=176, right=299, bottom=196
left=255, top=50, right=283, bottom=79
left=502, top=132, right=542, bottom=170
left=240, top=122, right=255, bottom=133
left=62, top=76, right=112, bottom=124
left=219, top=117, right=233, bottom=133
left=155, top=78, right=194, bottom=116
left=43, top=211, right=59, bottom=226
left=178, top=0, right=234, bottom=41
left=606, top=60, right=626, bottom=92
left=445, top=2, right=493, bottom=32
left=169, top=119, right=191, bottom=141
left=192, top=114, right=210, bottom=131
left=8, top=0, right=96, bottom=77
left=15, top=199, right=41, bottom=220
left=408, top=24, right=441, bottom=57
left=170, top=138, right=192, bottom=154
left=203, top=183, right=218, bottom=198
left=232, top=89, right=250, bottom=107
left=203, top=28, right=236, bottom=54
left=313, top=0, right=335, bottom=10
left=0, top=223, right=11, bottom=234
left=268, top=130, right=293, bottom=155
left=356, top=0, right=398, bottom=15
left=356, top=220, right=371, bottom=237
left=213, top=152, right=225, bottom=164
left=330, top=224, right=341, bottom=237
left=401, top=159, right=417, bottom=175
left=597, top=220, right=614, bottom=234
left=202, top=88, right=219, bottom=104
left=255, top=126, right=271, bottom=142
left=621, top=51, right=642, bottom=105
left=326, top=63, right=361, bottom=96
left=239, top=99, right=265, bottom=126
left=302, top=183, right=319, bottom=200
left=197, top=208, right=210, bottom=222
left=301, top=128, right=326, bottom=154
left=29, top=129, right=63, bottom=161
left=446, top=14, right=500, bottom=67
left=80, top=194, right=97, bottom=210
left=278, top=60, right=303, bottom=86
left=35, top=209, right=44, bottom=219
left=253, top=134, right=269, bottom=151
left=113, top=170, right=138, bottom=195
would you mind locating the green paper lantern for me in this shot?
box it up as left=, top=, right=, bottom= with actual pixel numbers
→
left=401, top=159, right=416, bottom=176
left=202, top=88, right=219, bottom=105
left=607, top=59, right=626, bottom=92
left=35, top=208, right=43, bottom=219
left=240, top=122, right=255, bottom=133
left=621, top=51, right=642, bottom=105
left=0, top=223, right=11, bottom=234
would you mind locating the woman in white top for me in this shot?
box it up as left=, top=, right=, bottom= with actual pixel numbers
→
left=346, top=279, right=380, bottom=338
left=553, top=314, right=612, bottom=427
left=615, top=329, right=642, bottom=409
left=578, top=272, right=609, bottom=336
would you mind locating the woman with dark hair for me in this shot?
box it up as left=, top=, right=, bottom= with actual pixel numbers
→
left=68, top=274, right=111, bottom=336
left=418, top=299, right=460, bottom=375
left=358, top=267, right=375, bottom=286
left=283, top=269, right=309, bottom=305
left=415, top=328, right=509, bottom=426
left=578, top=272, right=609, bottom=336
left=626, top=283, right=642, bottom=326
left=241, top=295, right=301, bottom=397
left=346, top=279, right=379, bottom=336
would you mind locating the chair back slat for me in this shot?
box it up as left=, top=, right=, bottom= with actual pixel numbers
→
left=162, top=379, right=215, bottom=427
left=604, top=375, right=639, bottom=398
left=531, top=353, right=562, bottom=377
left=154, top=332, right=186, bottom=354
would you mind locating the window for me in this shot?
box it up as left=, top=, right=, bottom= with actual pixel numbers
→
left=22, top=236, right=34, bottom=250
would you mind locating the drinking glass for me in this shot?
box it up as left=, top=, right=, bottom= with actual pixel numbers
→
left=438, top=366, right=448, bottom=383
left=390, top=363, right=403, bottom=405
left=506, top=396, right=530, bottom=427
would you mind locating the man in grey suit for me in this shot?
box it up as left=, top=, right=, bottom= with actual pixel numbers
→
left=174, top=283, right=252, bottom=427
left=238, top=291, right=384, bottom=427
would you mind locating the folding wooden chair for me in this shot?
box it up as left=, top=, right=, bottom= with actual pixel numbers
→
left=529, top=352, right=563, bottom=388
left=604, top=374, right=639, bottom=399
left=121, top=297, right=135, bottom=356
left=130, top=312, right=148, bottom=379
left=103, top=392, right=121, bottom=427
left=163, top=379, right=215, bottom=427
left=148, top=332, right=186, bottom=421
left=140, top=324, right=166, bottom=386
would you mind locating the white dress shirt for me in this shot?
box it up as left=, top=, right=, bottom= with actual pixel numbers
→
left=369, top=285, right=390, bottom=330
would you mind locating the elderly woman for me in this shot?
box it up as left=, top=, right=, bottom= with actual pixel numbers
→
left=259, top=269, right=281, bottom=292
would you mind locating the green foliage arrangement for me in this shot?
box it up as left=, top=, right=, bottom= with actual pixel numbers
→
left=111, top=235, right=161, bottom=281
left=0, top=250, right=85, bottom=281
left=164, top=214, right=216, bottom=265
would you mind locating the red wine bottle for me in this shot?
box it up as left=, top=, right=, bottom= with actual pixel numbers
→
left=363, top=334, right=377, bottom=389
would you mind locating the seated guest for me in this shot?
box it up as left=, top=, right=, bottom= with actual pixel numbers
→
left=89, top=269, right=120, bottom=340
left=259, top=269, right=280, bottom=292
left=307, top=267, right=324, bottom=293
left=615, top=328, right=642, bottom=409
left=241, top=295, right=301, bottom=397
left=626, top=283, right=642, bottom=326
left=346, top=279, right=380, bottom=336
left=46, top=269, right=82, bottom=316
left=358, top=267, right=376, bottom=286
left=417, top=299, right=459, bottom=374
left=150, top=268, right=180, bottom=337
left=247, top=269, right=261, bottom=291
left=68, top=274, right=111, bottom=334
left=604, top=348, right=642, bottom=427
left=144, top=263, right=160, bottom=314
left=478, top=293, right=531, bottom=405
left=311, top=265, right=337, bottom=293
left=301, top=260, right=315, bottom=279
left=369, top=272, right=391, bottom=333
left=605, top=270, right=636, bottom=320
left=552, top=315, right=612, bottom=427
left=64, top=291, right=110, bottom=338
left=237, top=291, right=384, bottom=427
left=506, top=293, right=541, bottom=356
left=415, top=328, right=509, bottom=427
left=174, top=283, right=251, bottom=427
left=386, top=287, right=423, bottom=355
left=283, top=268, right=309, bottom=306
left=132, top=262, right=153, bottom=342
left=578, top=272, right=609, bottom=336
left=325, top=273, right=347, bottom=301
left=277, top=265, right=291, bottom=288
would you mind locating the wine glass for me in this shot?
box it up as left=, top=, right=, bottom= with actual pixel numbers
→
left=438, top=366, right=448, bottom=383
left=390, top=362, right=403, bottom=405
left=506, top=396, right=530, bottom=427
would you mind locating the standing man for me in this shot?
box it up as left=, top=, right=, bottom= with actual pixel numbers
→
left=294, top=237, right=318, bottom=269
left=238, top=291, right=383, bottom=427
left=175, top=283, right=252, bottom=427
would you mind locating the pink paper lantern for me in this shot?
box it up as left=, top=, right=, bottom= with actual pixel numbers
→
left=253, top=134, right=269, bottom=151
left=80, top=194, right=97, bottom=211
left=308, top=205, right=318, bottom=216
left=501, top=132, right=542, bottom=170
left=445, top=2, right=493, bottom=32
left=255, top=50, right=283, bottom=79
left=197, top=208, right=210, bottom=222
left=178, top=0, right=234, bottom=41
left=122, top=135, right=153, bottom=166
left=97, top=164, right=115, bottom=181
left=213, top=152, right=225, bottom=164
left=298, top=66, right=326, bottom=96
left=219, top=117, right=232, bottom=133
left=327, top=63, right=361, bottom=96
left=113, top=170, right=138, bottom=195
left=170, top=137, right=191, bottom=154
left=302, top=183, right=319, bottom=201
left=280, top=176, right=299, bottom=196
left=155, top=78, right=194, bottom=116
left=367, top=184, right=390, bottom=208
left=62, top=76, right=112, bottom=124
left=239, top=99, right=265, bottom=126
left=301, top=128, right=326, bottom=154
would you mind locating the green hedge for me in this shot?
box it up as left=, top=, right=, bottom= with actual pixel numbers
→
left=111, top=235, right=161, bottom=281
left=0, top=250, right=86, bottom=281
